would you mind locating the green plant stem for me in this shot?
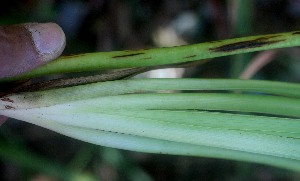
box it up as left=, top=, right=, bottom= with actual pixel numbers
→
left=1, top=31, right=300, bottom=82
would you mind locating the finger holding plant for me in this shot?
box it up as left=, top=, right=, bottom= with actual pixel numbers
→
left=0, top=23, right=66, bottom=125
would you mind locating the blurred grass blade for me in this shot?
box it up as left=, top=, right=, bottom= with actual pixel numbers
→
left=2, top=31, right=300, bottom=82
left=1, top=79, right=300, bottom=171
left=0, top=141, right=97, bottom=181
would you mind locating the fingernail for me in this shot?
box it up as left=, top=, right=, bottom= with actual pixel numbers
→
left=25, top=23, right=66, bottom=62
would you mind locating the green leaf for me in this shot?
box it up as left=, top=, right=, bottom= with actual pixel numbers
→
left=1, top=79, right=300, bottom=171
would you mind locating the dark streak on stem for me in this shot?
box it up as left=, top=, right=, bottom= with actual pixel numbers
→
left=5, top=68, right=148, bottom=93
left=184, top=55, right=197, bottom=58
left=0, top=60, right=208, bottom=95
left=60, top=54, right=85, bottom=59
left=112, top=52, right=145, bottom=58
left=209, top=36, right=284, bottom=53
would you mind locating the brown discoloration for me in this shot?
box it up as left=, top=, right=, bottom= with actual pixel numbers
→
left=184, top=55, right=197, bottom=58
left=9, top=68, right=148, bottom=92
left=262, top=35, right=281, bottom=39
left=4, top=59, right=209, bottom=93
left=112, top=52, right=145, bottom=58
left=292, top=31, right=300, bottom=35
left=1, top=97, right=14, bottom=103
left=0, top=80, right=32, bottom=97
left=209, top=36, right=284, bottom=53
left=5, top=105, right=15, bottom=110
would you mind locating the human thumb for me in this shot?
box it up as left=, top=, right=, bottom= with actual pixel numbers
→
left=0, top=23, right=66, bottom=78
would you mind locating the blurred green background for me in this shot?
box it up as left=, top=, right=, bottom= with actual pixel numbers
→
left=1, top=0, right=300, bottom=180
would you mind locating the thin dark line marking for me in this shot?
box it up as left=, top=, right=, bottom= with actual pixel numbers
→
left=112, top=52, right=145, bottom=58
left=184, top=55, right=197, bottom=58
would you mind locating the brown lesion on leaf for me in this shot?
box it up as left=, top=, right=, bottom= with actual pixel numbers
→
left=0, top=97, right=14, bottom=103
left=6, top=68, right=148, bottom=93
left=112, top=52, right=145, bottom=58
left=184, top=55, right=197, bottom=58
left=209, top=35, right=284, bottom=53
left=59, top=54, right=85, bottom=59
left=5, top=105, right=15, bottom=110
